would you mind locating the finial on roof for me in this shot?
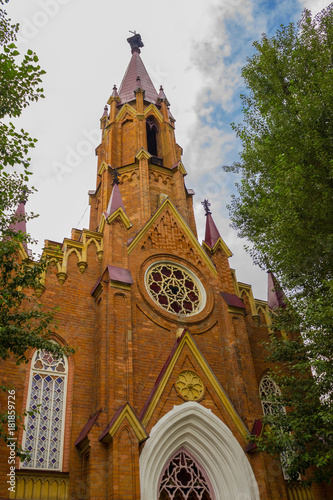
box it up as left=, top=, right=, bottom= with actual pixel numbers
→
left=201, top=199, right=212, bottom=216
left=111, top=85, right=119, bottom=98
left=157, top=85, right=170, bottom=106
left=112, top=168, right=120, bottom=186
left=202, top=199, right=222, bottom=249
left=101, top=105, right=108, bottom=119
left=127, top=32, right=144, bottom=54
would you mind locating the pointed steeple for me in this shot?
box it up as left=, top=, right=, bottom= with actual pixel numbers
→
left=10, top=195, right=28, bottom=253
left=111, top=85, right=119, bottom=99
left=267, top=271, right=286, bottom=310
left=202, top=199, right=222, bottom=249
left=101, top=104, right=108, bottom=119
left=106, top=170, right=126, bottom=216
left=157, top=85, right=170, bottom=106
left=118, top=33, right=159, bottom=104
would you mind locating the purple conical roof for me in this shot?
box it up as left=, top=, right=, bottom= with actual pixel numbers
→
left=267, top=272, right=286, bottom=310
left=204, top=213, right=222, bottom=248
left=106, top=183, right=126, bottom=216
left=10, top=201, right=28, bottom=252
left=118, top=50, right=158, bottom=104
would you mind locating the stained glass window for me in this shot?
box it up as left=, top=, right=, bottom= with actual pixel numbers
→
left=159, top=450, right=213, bottom=500
left=21, top=349, right=67, bottom=470
left=145, top=262, right=204, bottom=316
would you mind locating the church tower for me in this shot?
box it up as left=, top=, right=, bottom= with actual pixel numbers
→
left=1, top=33, right=331, bottom=500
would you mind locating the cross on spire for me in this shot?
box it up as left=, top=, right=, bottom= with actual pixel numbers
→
left=112, top=169, right=120, bottom=186
left=127, top=32, right=144, bottom=54
left=201, top=199, right=212, bottom=216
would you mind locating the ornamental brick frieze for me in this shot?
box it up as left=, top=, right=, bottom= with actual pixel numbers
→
left=138, top=211, right=202, bottom=268
left=149, top=170, right=173, bottom=186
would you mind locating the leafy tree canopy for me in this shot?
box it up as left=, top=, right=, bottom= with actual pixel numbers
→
left=228, top=4, right=333, bottom=484
left=0, top=0, right=73, bottom=455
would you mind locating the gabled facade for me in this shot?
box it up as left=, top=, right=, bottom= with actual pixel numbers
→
left=0, top=33, right=332, bottom=500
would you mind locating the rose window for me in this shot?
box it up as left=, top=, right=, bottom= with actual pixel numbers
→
left=145, top=263, right=204, bottom=316
left=159, top=450, right=213, bottom=500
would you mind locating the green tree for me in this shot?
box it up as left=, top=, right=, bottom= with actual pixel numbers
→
left=227, top=5, right=333, bottom=484
left=0, top=0, right=72, bottom=456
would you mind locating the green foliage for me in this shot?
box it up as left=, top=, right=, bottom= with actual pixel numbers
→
left=228, top=4, right=333, bottom=483
left=0, top=0, right=73, bottom=458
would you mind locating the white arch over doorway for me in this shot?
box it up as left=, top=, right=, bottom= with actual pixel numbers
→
left=140, top=402, right=260, bottom=500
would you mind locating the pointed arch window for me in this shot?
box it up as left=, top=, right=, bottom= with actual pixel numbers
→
left=158, top=449, right=214, bottom=500
left=259, top=374, right=284, bottom=416
left=21, top=349, right=68, bottom=470
left=146, top=116, right=158, bottom=156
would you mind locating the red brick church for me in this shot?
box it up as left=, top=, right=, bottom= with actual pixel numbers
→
left=0, top=33, right=331, bottom=500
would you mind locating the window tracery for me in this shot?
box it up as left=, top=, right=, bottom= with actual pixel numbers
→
left=259, top=374, right=283, bottom=416
left=145, top=262, right=204, bottom=316
left=21, top=349, right=68, bottom=470
left=159, top=450, right=213, bottom=500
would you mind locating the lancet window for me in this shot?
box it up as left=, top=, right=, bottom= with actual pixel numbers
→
left=259, top=374, right=283, bottom=416
left=146, top=116, right=158, bottom=156
left=158, top=449, right=213, bottom=500
left=21, top=348, right=68, bottom=470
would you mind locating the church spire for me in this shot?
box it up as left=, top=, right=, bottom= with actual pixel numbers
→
left=267, top=271, right=286, bottom=310
left=10, top=190, right=29, bottom=253
left=118, top=33, right=159, bottom=104
left=202, top=199, right=222, bottom=249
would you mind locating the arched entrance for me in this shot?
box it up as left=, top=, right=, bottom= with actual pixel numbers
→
left=140, top=402, right=259, bottom=500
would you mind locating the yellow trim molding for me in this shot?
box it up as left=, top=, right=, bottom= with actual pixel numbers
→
left=136, top=147, right=151, bottom=161
left=175, top=160, right=187, bottom=176
left=144, top=104, right=164, bottom=122
left=141, top=329, right=250, bottom=442
left=238, top=283, right=257, bottom=317
left=115, top=103, right=137, bottom=123
left=128, top=198, right=217, bottom=277
left=98, top=161, right=109, bottom=176
left=98, top=208, right=132, bottom=233
left=202, top=238, right=232, bottom=258
left=100, top=403, right=148, bottom=444
left=10, top=471, right=69, bottom=500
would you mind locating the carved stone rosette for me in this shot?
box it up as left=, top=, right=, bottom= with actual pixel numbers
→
left=176, top=371, right=204, bottom=401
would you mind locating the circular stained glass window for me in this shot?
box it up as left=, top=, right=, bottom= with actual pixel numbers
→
left=145, top=262, right=205, bottom=316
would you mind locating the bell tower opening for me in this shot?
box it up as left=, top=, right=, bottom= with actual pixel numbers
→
left=146, top=116, right=159, bottom=157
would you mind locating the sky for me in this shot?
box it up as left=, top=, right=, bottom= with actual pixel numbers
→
left=4, top=0, right=329, bottom=300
